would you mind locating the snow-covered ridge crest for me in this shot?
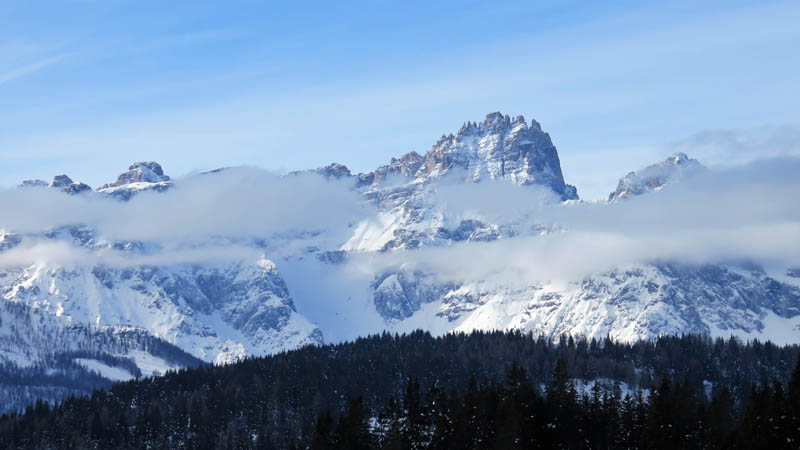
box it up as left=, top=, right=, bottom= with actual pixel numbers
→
left=354, top=112, right=578, bottom=201
left=20, top=174, right=92, bottom=195
left=333, top=112, right=580, bottom=252
left=97, top=161, right=173, bottom=200
left=607, top=152, right=704, bottom=202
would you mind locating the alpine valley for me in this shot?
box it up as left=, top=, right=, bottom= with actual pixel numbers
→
left=1, top=112, right=799, bottom=412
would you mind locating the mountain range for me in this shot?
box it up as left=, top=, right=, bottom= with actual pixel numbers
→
left=1, top=111, right=798, bottom=411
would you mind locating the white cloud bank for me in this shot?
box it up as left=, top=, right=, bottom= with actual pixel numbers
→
left=0, top=167, right=368, bottom=240
left=0, top=167, right=370, bottom=268
left=355, top=157, right=800, bottom=286
left=0, top=157, right=798, bottom=285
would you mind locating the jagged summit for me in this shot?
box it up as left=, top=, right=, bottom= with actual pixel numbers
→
left=19, top=175, right=91, bottom=195
left=314, top=163, right=352, bottom=180
left=608, top=152, right=704, bottom=202
left=50, top=174, right=74, bottom=188
left=100, top=161, right=170, bottom=189
left=361, top=112, right=578, bottom=200
left=454, top=113, right=542, bottom=140
left=666, top=152, right=691, bottom=164
left=19, top=179, right=49, bottom=188
left=97, top=161, right=173, bottom=200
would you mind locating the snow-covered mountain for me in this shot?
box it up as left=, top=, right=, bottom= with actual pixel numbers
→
left=358, top=111, right=578, bottom=200
left=96, top=161, right=173, bottom=200
left=1, top=163, right=323, bottom=401
left=319, top=113, right=800, bottom=344
left=369, top=263, right=800, bottom=343
left=1, top=245, right=321, bottom=364
left=329, top=112, right=573, bottom=252
left=607, top=152, right=703, bottom=202
left=2, top=111, right=799, bottom=410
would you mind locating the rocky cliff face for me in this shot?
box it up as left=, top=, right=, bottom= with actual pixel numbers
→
left=358, top=112, right=578, bottom=200
left=97, top=161, right=174, bottom=200
left=20, top=174, right=92, bottom=195
left=1, top=254, right=321, bottom=365
left=333, top=113, right=576, bottom=252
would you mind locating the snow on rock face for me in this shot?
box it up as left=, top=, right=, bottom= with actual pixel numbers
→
left=0, top=293, right=200, bottom=370
left=19, top=175, right=92, bottom=195
left=312, top=163, right=353, bottom=180
left=361, top=112, right=578, bottom=201
left=345, top=119, right=798, bottom=342
left=0, top=232, right=21, bottom=251
left=3, top=161, right=322, bottom=370
left=0, top=254, right=322, bottom=364
left=341, top=112, right=573, bottom=252
left=97, top=161, right=173, bottom=200
left=373, top=264, right=800, bottom=343
left=106, top=161, right=170, bottom=186
left=372, top=270, right=455, bottom=321
left=4, top=110, right=800, bottom=386
left=607, top=152, right=704, bottom=202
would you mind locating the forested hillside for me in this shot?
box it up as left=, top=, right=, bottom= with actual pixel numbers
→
left=0, top=331, right=798, bottom=449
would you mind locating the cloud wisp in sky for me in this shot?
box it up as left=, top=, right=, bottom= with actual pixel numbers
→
left=0, top=53, right=69, bottom=87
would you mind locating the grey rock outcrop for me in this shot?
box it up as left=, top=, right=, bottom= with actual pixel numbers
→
left=608, top=152, right=703, bottom=202
left=97, top=161, right=173, bottom=200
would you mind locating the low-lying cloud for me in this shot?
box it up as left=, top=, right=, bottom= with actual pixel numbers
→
left=0, top=167, right=369, bottom=242
left=357, top=157, right=800, bottom=286
left=1, top=156, right=798, bottom=285
left=0, top=239, right=265, bottom=269
left=0, top=167, right=371, bottom=268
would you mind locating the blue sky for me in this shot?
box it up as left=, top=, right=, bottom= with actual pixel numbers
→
left=1, top=0, right=798, bottom=199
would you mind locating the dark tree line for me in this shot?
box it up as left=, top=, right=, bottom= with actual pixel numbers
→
left=314, top=359, right=800, bottom=449
left=0, top=328, right=204, bottom=414
left=0, top=330, right=798, bottom=449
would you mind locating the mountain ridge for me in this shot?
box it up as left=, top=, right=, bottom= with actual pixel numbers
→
left=1, top=111, right=798, bottom=413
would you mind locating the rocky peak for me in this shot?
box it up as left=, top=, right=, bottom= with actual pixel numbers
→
left=455, top=113, right=529, bottom=139
left=19, top=179, right=49, bottom=188
left=314, top=163, right=352, bottom=180
left=608, top=152, right=704, bottom=202
left=358, top=112, right=578, bottom=200
left=63, top=182, right=92, bottom=195
left=667, top=152, right=691, bottom=165
left=97, top=162, right=173, bottom=201
left=50, top=175, right=74, bottom=188
left=19, top=176, right=91, bottom=195
left=480, top=111, right=525, bottom=134
left=100, top=161, right=170, bottom=189
left=419, top=112, right=578, bottom=200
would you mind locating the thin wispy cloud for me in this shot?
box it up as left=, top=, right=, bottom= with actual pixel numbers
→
left=0, top=54, right=68, bottom=87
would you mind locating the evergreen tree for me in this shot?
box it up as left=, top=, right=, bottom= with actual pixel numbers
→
left=311, top=410, right=334, bottom=450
